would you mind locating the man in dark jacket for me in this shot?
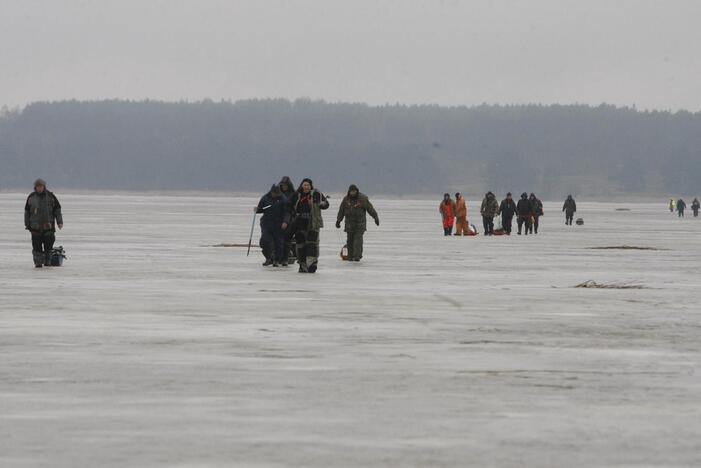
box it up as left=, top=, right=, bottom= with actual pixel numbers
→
left=25, top=178, right=63, bottom=267
left=278, top=176, right=297, bottom=263
left=516, top=192, right=532, bottom=235
left=563, top=195, right=577, bottom=225
left=480, top=192, right=499, bottom=235
left=255, top=184, right=291, bottom=267
left=677, top=198, right=686, bottom=217
left=692, top=198, right=700, bottom=217
left=528, top=193, right=544, bottom=234
left=336, top=184, right=379, bottom=262
left=499, top=193, right=517, bottom=235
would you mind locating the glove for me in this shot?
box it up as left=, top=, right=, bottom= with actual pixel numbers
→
left=335, top=221, right=341, bottom=229
left=375, top=218, right=380, bottom=226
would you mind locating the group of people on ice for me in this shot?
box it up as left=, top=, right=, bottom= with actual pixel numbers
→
left=255, top=177, right=379, bottom=273
left=440, top=192, right=571, bottom=236
left=670, top=198, right=700, bottom=217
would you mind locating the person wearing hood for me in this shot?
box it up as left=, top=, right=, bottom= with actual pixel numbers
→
left=516, top=192, right=532, bottom=235
left=480, top=191, right=499, bottom=236
left=499, top=193, right=517, bottom=235
left=692, top=198, right=700, bottom=217
left=677, top=198, right=686, bottom=217
left=563, top=195, right=577, bottom=226
left=294, top=178, right=329, bottom=273
left=255, top=184, right=291, bottom=267
left=454, top=193, right=469, bottom=236
left=336, top=184, right=379, bottom=261
left=24, top=178, right=63, bottom=267
left=278, top=176, right=297, bottom=263
left=439, top=193, right=457, bottom=236
left=528, top=193, right=544, bottom=234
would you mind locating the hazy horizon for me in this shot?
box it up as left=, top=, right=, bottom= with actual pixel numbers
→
left=2, top=0, right=700, bottom=111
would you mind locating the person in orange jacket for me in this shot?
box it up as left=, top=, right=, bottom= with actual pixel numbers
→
left=439, top=193, right=457, bottom=236
left=454, top=192, right=468, bottom=235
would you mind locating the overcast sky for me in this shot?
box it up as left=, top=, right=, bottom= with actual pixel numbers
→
left=1, top=0, right=699, bottom=111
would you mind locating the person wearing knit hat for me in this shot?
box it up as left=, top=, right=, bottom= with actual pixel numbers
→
left=336, top=184, right=379, bottom=261
left=24, top=178, right=63, bottom=267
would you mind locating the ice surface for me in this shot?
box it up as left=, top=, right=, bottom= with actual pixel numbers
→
left=1, top=193, right=700, bottom=467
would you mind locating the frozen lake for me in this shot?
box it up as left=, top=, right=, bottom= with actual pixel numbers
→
left=1, top=192, right=700, bottom=467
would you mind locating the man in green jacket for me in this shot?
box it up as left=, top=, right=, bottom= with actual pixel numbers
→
left=336, top=184, right=379, bottom=262
left=24, top=178, right=63, bottom=267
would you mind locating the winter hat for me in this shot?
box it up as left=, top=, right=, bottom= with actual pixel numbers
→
left=34, top=178, right=47, bottom=188
left=444, top=193, right=450, bottom=199
left=348, top=184, right=359, bottom=194
left=270, top=184, right=282, bottom=196
left=455, top=192, right=461, bottom=198
left=521, top=192, right=528, bottom=199
left=506, top=192, right=512, bottom=197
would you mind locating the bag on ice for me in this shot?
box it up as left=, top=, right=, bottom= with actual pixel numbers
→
left=50, top=246, right=66, bottom=266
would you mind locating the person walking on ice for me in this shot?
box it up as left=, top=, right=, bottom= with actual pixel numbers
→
left=439, top=193, right=456, bottom=236
left=24, top=178, right=63, bottom=268
left=499, top=192, right=517, bottom=235
left=677, top=198, right=686, bottom=217
left=692, top=198, right=700, bottom=217
left=480, top=191, right=499, bottom=236
left=336, top=184, right=379, bottom=262
left=294, top=178, right=329, bottom=273
left=454, top=193, right=468, bottom=236
left=255, top=184, right=290, bottom=267
left=516, top=192, right=532, bottom=235
left=563, top=195, right=577, bottom=225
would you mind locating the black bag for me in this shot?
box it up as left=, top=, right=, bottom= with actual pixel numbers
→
left=50, top=246, right=66, bottom=266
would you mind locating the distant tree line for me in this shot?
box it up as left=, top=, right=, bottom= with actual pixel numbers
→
left=1, top=99, right=699, bottom=197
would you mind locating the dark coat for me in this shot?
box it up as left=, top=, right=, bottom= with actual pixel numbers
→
left=517, top=198, right=532, bottom=217
left=337, top=188, right=378, bottom=233
left=257, top=192, right=291, bottom=230
left=530, top=197, right=544, bottom=216
left=563, top=197, right=577, bottom=213
left=499, top=198, right=517, bottom=218
left=25, top=190, right=63, bottom=232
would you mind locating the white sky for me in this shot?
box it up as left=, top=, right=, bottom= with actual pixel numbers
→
left=1, top=0, right=700, bottom=111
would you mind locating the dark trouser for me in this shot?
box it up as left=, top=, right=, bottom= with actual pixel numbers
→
left=678, top=210, right=685, bottom=218
left=517, top=216, right=531, bottom=235
left=346, top=230, right=364, bottom=260
left=444, top=226, right=453, bottom=236
left=502, top=215, right=514, bottom=234
left=529, top=216, right=540, bottom=234
left=260, top=225, right=285, bottom=263
left=694, top=209, right=699, bottom=217
left=31, top=230, right=55, bottom=266
left=565, top=211, right=575, bottom=225
left=295, top=230, right=319, bottom=272
left=482, top=216, right=494, bottom=235
left=283, top=223, right=296, bottom=262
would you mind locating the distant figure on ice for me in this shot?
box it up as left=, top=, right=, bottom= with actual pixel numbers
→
left=677, top=198, right=686, bottom=218
left=563, top=195, right=577, bottom=225
left=516, top=192, right=532, bottom=235
left=669, top=199, right=676, bottom=213
left=499, top=192, right=517, bottom=235
left=24, top=178, right=63, bottom=268
left=528, top=193, right=544, bottom=234
left=255, top=184, right=290, bottom=267
left=480, top=191, right=499, bottom=236
left=278, top=176, right=297, bottom=264
left=439, top=193, right=456, bottom=236
left=454, top=193, right=468, bottom=236
left=336, top=184, right=379, bottom=262
left=692, top=198, right=700, bottom=217
left=294, top=178, right=329, bottom=273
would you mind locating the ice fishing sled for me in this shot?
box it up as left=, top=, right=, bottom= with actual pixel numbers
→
left=465, top=223, right=479, bottom=236
left=340, top=244, right=349, bottom=261
left=576, top=218, right=584, bottom=226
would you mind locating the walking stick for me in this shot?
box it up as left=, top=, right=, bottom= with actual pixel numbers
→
left=247, top=212, right=257, bottom=257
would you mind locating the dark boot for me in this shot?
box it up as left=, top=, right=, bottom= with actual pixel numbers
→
left=262, top=258, right=273, bottom=266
